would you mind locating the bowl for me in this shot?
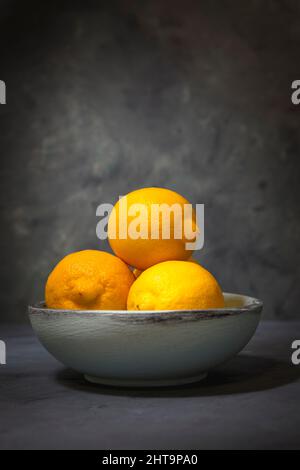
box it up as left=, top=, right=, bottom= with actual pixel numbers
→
left=28, top=293, right=263, bottom=387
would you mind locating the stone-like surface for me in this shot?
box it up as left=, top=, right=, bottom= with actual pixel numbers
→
left=0, top=321, right=300, bottom=449
left=0, top=1, right=300, bottom=321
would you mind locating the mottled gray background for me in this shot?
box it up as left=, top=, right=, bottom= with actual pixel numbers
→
left=0, top=0, right=300, bottom=323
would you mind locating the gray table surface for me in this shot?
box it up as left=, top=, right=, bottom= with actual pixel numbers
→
left=0, top=321, right=300, bottom=450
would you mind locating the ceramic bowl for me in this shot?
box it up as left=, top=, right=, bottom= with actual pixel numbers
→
left=28, top=293, right=263, bottom=387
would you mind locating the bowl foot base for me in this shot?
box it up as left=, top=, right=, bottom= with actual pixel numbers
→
left=84, top=372, right=208, bottom=388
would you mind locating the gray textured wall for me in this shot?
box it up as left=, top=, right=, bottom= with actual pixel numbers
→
left=1, top=0, right=300, bottom=323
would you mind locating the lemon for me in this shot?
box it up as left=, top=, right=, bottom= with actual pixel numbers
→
left=45, top=250, right=134, bottom=310
left=108, top=187, right=198, bottom=270
left=127, top=260, right=224, bottom=310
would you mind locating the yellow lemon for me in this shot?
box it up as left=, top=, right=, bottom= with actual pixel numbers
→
left=45, top=250, right=134, bottom=310
left=108, top=187, right=198, bottom=270
left=127, top=260, right=224, bottom=310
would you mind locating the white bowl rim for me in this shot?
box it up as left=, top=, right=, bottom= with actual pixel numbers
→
left=28, top=292, right=263, bottom=319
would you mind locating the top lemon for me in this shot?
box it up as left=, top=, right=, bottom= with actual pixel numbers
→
left=45, top=250, right=134, bottom=310
left=127, top=260, right=224, bottom=310
left=108, top=187, right=198, bottom=270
